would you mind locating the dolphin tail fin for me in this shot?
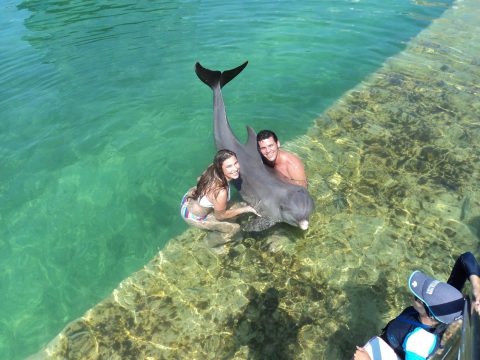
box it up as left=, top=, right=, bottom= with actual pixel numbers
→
left=220, top=61, right=248, bottom=88
left=195, top=61, right=248, bottom=89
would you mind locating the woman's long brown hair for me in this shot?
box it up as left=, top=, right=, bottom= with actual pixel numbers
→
left=190, top=149, right=237, bottom=202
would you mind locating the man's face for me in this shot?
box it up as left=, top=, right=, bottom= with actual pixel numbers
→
left=412, top=296, right=428, bottom=316
left=258, top=136, right=279, bottom=163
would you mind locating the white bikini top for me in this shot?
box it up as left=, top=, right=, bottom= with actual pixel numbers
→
left=198, top=186, right=230, bottom=208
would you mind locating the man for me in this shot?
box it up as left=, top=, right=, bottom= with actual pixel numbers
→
left=353, top=252, right=480, bottom=360
left=256, top=130, right=307, bottom=188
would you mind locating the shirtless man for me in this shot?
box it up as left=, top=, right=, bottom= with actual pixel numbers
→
left=256, top=130, right=307, bottom=188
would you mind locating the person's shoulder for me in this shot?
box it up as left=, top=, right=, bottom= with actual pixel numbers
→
left=399, top=306, right=418, bottom=317
left=215, top=186, right=228, bottom=196
left=404, top=327, right=437, bottom=360
left=280, top=149, right=304, bottom=166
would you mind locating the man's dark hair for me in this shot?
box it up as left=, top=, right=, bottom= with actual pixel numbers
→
left=256, top=129, right=278, bottom=143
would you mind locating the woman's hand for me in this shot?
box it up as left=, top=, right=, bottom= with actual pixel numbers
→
left=245, top=206, right=260, bottom=216
left=353, top=346, right=371, bottom=360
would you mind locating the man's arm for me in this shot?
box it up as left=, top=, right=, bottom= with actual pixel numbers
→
left=470, top=274, right=480, bottom=313
left=447, top=252, right=480, bottom=313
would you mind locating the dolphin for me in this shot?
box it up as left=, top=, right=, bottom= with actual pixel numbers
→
left=194, top=61, right=314, bottom=231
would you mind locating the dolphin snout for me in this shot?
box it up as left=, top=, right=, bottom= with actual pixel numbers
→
left=299, top=220, right=309, bottom=230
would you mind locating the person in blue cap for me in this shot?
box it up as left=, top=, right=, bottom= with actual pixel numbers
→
left=353, top=252, right=480, bottom=360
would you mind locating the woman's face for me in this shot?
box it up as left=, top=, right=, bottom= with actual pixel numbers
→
left=222, top=156, right=240, bottom=181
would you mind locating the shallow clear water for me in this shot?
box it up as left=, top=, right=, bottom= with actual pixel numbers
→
left=0, top=0, right=454, bottom=358
left=33, top=0, right=480, bottom=358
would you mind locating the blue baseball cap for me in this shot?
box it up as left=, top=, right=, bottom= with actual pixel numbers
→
left=408, top=271, right=464, bottom=324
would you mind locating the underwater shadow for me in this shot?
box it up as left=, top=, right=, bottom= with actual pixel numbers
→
left=467, top=216, right=480, bottom=243
left=230, top=287, right=299, bottom=360
left=325, top=272, right=391, bottom=359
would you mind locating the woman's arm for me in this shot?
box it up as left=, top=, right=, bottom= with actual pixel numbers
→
left=211, top=188, right=258, bottom=220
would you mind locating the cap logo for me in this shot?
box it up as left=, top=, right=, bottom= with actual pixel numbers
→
left=412, top=280, right=418, bottom=288
left=426, top=280, right=440, bottom=295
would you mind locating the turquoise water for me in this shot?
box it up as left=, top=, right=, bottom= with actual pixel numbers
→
left=0, top=0, right=452, bottom=358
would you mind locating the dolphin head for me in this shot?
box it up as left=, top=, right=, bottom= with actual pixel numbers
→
left=278, top=187, right=314, bottom=230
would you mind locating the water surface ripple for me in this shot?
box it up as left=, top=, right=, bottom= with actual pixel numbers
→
left=0, top=0, right=454, bottom=359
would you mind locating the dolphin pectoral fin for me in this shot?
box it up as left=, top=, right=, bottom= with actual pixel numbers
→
left=195, top=61, right=248, bottom=89
left=242, top=217, right=277, bottom=232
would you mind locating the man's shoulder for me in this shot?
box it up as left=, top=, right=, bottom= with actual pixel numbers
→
left=276, top=149, right=307, bottom=186
left=279, top=149, right=304, bottom=166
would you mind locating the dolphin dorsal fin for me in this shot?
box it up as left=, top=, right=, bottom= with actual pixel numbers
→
left=246, top=126, right=257, bottom=148
left=245, top=126, right=265, bottom=164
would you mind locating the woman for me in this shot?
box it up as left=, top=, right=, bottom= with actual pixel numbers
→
left=180, top=149, right=258, bottom=235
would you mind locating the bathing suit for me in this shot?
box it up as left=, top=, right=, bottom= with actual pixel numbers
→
left=198, top=186, right=230, bottom=208
left=180, top=186, right=231, bottom=222
left=180, top=193, right=207, bottom=222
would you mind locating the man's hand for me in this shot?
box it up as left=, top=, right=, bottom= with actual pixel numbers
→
left=353, top=346, right=371, bottom=360
left=470, top=274, right=480, bottom=314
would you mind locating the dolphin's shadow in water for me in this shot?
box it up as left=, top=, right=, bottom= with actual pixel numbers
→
left=228, top=287, right=300, bottom=360
left=467, top=216, right=480, bottom=243
left=324, top=272, right=391, bottom=359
